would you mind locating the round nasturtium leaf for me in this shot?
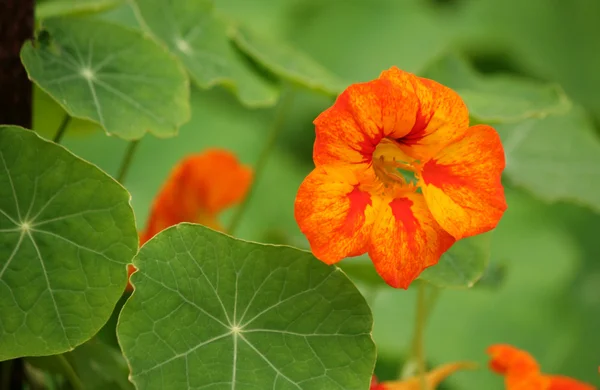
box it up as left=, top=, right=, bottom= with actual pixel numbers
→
left=118, top=224, right=376, bottom=390
left=132, top=0, right=279, bottom=108
left=36, top=0, right=124, bottom=20
left=0, top=126, right=138, bottom=361
left=20, top=17, right=190, bottom=140
left=230, top=25, right=348, bottom=96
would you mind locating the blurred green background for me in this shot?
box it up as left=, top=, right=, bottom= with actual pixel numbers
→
left=34, top=0, right=600, bottom=388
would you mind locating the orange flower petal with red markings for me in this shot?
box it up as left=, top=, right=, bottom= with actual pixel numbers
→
left=313, top=70, right=419, bottom=167
left=421, top=125, right=506, bottom=240
left=547, top=376, right=596, bottom=390
left=368, top=193, right=455, bottom=289
left=295, top=165, right=380, bottom=263
left=140, top=149, right=252, bottom=245
left=381, top=67, right=470, bottom=161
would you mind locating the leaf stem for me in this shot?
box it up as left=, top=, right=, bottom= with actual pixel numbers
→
left=116, top=140, right=141, bottom=184
left=52, top=114, right=71, bottom=143
left=227, top=88, right=295, bottom=235
left=412, top=281, right=428, bottom=389
left=55, top=355, right=83, bottom=390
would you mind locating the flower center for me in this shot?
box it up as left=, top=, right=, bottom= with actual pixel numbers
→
left=372, top=138, right=420, bottom=191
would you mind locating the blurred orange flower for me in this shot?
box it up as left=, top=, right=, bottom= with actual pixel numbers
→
left=126, top=149, right=252, bottom=291
left=370, top=362, right=476, bottom=389
left=294, top=66, right=506, bottom=288
left=487, top=344, right=596, bottom=390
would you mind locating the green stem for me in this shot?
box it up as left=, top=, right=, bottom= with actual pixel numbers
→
left=52, top=114, right=71, bottom=143
left=227, top=88, right=295, bottom=235
left=412, top=282, right=428, bottom=390
left=116, top=140, right=141, bottom=184
left=55, top=355, right=83, bottom=390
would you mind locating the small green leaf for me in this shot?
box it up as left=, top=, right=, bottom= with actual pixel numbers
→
left=423, top=55, right=571, bottom=123
left=131, top=0, right=279, bottom=107
left=231, top=25, right=347, bottom=95
left=36, top=0, right=123, bottom=20
left=499, top=106, right=600, bottom=212
left=118, top=224, right=375, bottom=389
left=21, top=17, right=190, bottom=140
left=419, top=232, right=492, bottom=288
left=0, top=126, right=137, bottom=361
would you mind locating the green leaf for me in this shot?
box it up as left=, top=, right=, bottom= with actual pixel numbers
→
left=499, top=106, right=600, bottom=212
left=423, top=55, right=571, bottom=123
left=0, top=126, right=137, bottom=361
left=419, top=232, right=492, bottom=288
left=131, top=0, right=279, bottom=107
left=118, top=224, right=375, bottom=389
left=36, top=0, right=123, bottom=20
left=21, top=17, right=190, bottom=140
left=230, top=25, right=347, bottom=95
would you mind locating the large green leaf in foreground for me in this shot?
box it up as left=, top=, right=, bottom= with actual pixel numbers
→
left=21, top=17, right=190, bottom=140
left=423, top=55, right=570, bottom=123
left=0, top=127, right=137, bottom=360
left=118, top=224, right=375, bottom=389
left=132, top=0, right=278, bottom=107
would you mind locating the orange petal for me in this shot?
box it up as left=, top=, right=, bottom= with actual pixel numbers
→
left=294, top=165, right=380, bottom=264
left=313, top=68, right=420, bottom=167
left=487, top=344, right=541, bottom=376
left=547, top=375, right=597, bottom=390
left=420, top=124, right=507, bottom=240
left=140, top=149, right=252, bottom=244
left=505, top=372, right=551, bottom=390
left=382, top=67, right=470, bottom=161
left=368, top=192, right=455, bottom=289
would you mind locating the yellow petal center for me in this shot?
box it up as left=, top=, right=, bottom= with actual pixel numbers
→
left=372, top=138, right=420, bottom=192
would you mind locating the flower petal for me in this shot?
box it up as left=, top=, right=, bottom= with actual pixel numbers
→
left=487, top=344, right=541, bottom=376
left=381, top=67, right=470, bottom=161
left=421, top=124, right=507, bottom=240
left=294, top=165, right=379, bottom=264
left=140, top=149, right=252, bottom=244
left=313, top=68, right=419, bottom=166
left=368, top=192, right=455, bottom=289
left=547, top=375, right=596, bottom=390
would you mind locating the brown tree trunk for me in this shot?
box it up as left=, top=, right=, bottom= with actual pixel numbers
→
left=0, top=0, right=35, bottom=128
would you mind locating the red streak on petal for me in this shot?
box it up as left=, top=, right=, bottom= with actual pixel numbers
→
left=421, top=158, right=466, bottom=187
left=344, top=186, right=372, bottom=233
left=389, top=197, right=417, bottom=233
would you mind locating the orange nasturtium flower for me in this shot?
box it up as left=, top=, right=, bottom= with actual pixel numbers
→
left=487, top=344, right=597, bottom=390
left=126, top=149, right=252, bottom=291
left=294, top=66, right=507, bottom=288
